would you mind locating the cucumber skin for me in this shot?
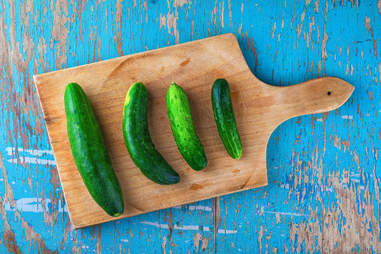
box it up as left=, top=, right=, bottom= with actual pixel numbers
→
left=64, top=82, right=124, bottom=217
left=166, top=83, right=207, bottom=171
left=123, top=82, right=180, bottom=185
left=211, top=79, right=242, bottom=159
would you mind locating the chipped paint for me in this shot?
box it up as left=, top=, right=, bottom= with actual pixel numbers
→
left=333, top=135, right=350, bottom=151
left=0, top=153, right=17, bottom=208
left=96, top=225, right=101, bottom=254
left=193, top=232, right=201, bottom=251
left=114, top=0, right=124, bottom=56
left=7, top=157, right=56, bottom=166
left=164, top=13, right=179, bottom=44
left=364, top=16, right=379, bottom=59
left=263, top=211, right=308, bottom=217
left=0, top=0, right=380, bottom=252
left=323, top=172, right=380, bottom=252
left=3, top=197, right=67, bottom=213
left=162, top=236, right=166, bottom=253
left=173, top=0, right=189, bottom=8
left=173, top=205, right=212, bottom=212
left=5, top=147, right=53, bottom=156
left=201, top=235, right=210, bottom=251
left=0, top=151, right=57, bottom=252
left=50, top=0, right=69, bottom=69
left=321, top=1, right=329, bottom=60
left=140, top=221, right=237, bottom=234
left=341, top=115, right=353, bottom=120
left=5, top=146, right=56, bottom=166
left=0, top=194, right=21, bottom=253
left=141, top=221, right=211, bottom=231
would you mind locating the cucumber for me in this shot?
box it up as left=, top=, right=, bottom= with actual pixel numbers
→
left=211, top=79, right=242, bottom=159
left=166, top=82, right=207, bottom=171
left=123, top=82, right=180, bottom=185
left=64, top=82, right=124, bottom=217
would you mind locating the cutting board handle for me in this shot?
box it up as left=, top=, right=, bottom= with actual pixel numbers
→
left=272, top=77, right=354, bottom=123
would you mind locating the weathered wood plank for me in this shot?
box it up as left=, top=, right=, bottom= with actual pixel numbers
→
left=0, top=0, right=379, bottom=253
left=216, top=0, right=381, bottom=253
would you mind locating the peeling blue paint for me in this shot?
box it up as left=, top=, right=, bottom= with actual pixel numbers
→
left=0, top=0, right=379, bottom=253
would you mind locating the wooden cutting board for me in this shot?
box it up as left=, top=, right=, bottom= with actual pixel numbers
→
left=34, top=33, right=354, bottom=228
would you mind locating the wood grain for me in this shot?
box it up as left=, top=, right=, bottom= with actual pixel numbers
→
left=34, top=33, right=353, bottom=228
left=1, top=0, right=380, bottom=252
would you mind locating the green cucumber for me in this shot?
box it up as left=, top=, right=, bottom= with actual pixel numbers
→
left=64, top=82, right=124, bottom=217
left=211, top=79, right=242, bottom=159
left=166, top=82, right=207, bottom=171
left=123, top=82, right=180, bottom=185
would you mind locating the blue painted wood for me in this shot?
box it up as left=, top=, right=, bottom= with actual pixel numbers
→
left=0, top=0, right=379, bottom=253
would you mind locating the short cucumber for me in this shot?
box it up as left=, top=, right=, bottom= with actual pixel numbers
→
left=123, top=82, right=180, bottom=185
left=211, top=79, right=242, bottom=159
left=64, top=82, right=124, bottom=217
left=166, top=82, right=207, bottom=171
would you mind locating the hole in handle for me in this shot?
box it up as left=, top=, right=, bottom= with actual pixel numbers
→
left=327, top=91, right=332, bottom=96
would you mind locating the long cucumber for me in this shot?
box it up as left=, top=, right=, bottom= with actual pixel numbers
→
left=123, top=82, right=180, bottom=184
left=65, top=82, right=124, bottom=217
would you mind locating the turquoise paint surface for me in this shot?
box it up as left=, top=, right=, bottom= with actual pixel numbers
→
left=0, top=0, right=380, bottom=253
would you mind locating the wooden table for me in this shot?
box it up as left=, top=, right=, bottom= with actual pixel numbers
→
left=0, top=0, right=379, bottom=253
